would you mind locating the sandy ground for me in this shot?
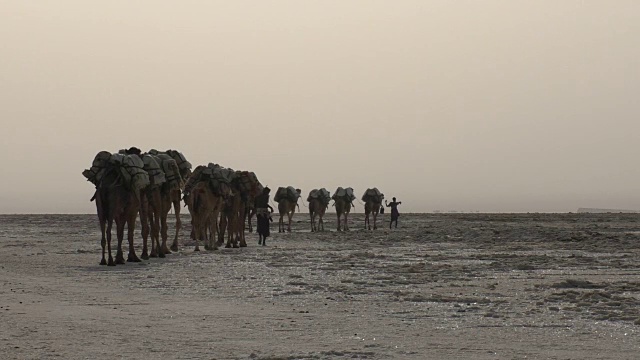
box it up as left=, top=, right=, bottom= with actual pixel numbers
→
left=1, top=212, right=640, bottom=359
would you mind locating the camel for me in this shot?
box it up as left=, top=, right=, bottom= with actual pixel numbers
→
left=186, top=181, right=227, bottom=251
left=334, top=197, right=353, bottom=231
left=277, top=188, right=301, bottom=233
left=145, top=152, right=188, bottom=254
left=162, top=150, right=192, bottom=253
left=363, top=188, right=384, bottom=230
left=309, top=198, right=329, bottom=232
left=364, top=199, right=383, bottom=230
left=308, top=188, right=330, bottom=232
left=218, top=171, right=262, bottom=248
left=218, top=192, right=246, bottom=248
left=92, top=165, right=141, bottom=266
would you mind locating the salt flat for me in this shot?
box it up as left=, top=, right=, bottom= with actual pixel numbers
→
left=1, top=213, right=639, bottom=359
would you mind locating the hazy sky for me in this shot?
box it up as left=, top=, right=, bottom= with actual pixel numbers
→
left=2, top=1, right=639, bottom=214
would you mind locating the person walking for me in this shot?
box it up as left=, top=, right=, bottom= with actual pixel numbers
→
left=385, top=197, right=402, bottom=229
left=255, top=187, right=274, bottom=245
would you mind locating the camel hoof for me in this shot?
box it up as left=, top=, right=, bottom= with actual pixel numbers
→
left=225, top=244, right=232, bottom=248
left=107, top=261, right=116, bottom=267
left=204, top=244, right=211, bottom=251
left=161, top=247, right=172, bottom=255
left=239, top=243, right=247, bottom=248
left=158, top=252, right=166, bottom=258
left=170, top=244, right=179, bottom=252
left=100, top=259, right=107, bottom=266
left=141, top=253, right=149, bottom=260
left=194, top=247, right=200, bottom=252
left=115, top=258, right=125, bottom=265
left=233, top=244, right=240, bottom=249
left=128, top=254, right=141, bottom=263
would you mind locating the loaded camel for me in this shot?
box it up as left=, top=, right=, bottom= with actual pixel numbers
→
left=218, top=171, right=263, bottom=248
left=332, top=187, right=355, bottom=231
left=308, top=188, right=330, bottom=232
left=91, top=162, right=142, bottom=266
left=363, top=188, right=384, bottom=230
left=276, top=187, right=301, bottom=233
left=185, top=178, right=230, bottom=251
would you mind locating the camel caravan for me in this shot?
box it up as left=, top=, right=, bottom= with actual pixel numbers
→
left=83, top=148, right=388, bottom=266
left=83, top=147, right=190, bottom=266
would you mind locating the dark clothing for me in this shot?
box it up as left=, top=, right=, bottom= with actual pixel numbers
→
left=380, top=206, right=384, bottom=214
left=387, top=201, right=400, bottom=220
left=257, top=212, right=271, bottom=238
left=255, top=193, right=270, bottom=208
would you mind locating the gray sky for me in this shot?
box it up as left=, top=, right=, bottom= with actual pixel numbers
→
left=2, top=1, right=639, bottom=214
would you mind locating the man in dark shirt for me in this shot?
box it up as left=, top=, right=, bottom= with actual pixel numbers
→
left=385, top=197, right=402, bottom=229
left=255, top=187, right=274, bottom=245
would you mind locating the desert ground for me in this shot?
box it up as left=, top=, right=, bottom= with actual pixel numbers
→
left=1, top=212, right=640, bottom=359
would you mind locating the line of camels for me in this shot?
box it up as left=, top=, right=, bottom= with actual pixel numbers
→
left=84, top=148, right=385, bottom=266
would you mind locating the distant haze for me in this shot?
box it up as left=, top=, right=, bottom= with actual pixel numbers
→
left=2, top=1, right=639, bottom=214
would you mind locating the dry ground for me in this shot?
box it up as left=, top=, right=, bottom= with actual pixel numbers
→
left=1, top=213, right=640, bottom=359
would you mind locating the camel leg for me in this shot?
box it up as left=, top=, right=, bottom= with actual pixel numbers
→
left=310, top=211, right=315, bottom=232
left=344, top=213, right=349, bottom=231
left=336, top=212, right=341, bottom=232
left=151, top=194, right=164, bottom=258
left=209, top=208, right=220, bottom=250
left=152, top=212, right=166, bottom=257
left=165, top=197, right=180, bottom=254
left=140, top=198, right=150, bottom=260
left=99, top=213, right=107, bottom=266
left=225, top=218, right=233, bottom=248
left=247, top=208, right=255, bottom=233
left=217, top=214, right=227, bottom=248
left=204, top=216, right=211, bottom=251
left=106, top=220, right=115, bottom=266
left=287, top=211, right=293, bottom=233
left=115, top=218, right=126, bottom=264
left=193, top=212, right=201, bottom=252
left=127, top=214, right=141, bottom=263
left=239, top=204, right=247, bottom=247
left=373, top=212, right=378, bottom=230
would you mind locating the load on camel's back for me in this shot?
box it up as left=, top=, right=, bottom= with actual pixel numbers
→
left=83, top=151, right=150, bottom=266
left=83, top=151, right=150, bottom=199
left=362, top=188, right=385, bottom=230
left=332, top=187, right=355, bottom=231
left=274, top=186, right=301, bottom=233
